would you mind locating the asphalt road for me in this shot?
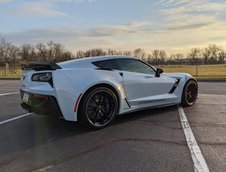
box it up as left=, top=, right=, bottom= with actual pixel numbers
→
left=0, top=80, right=226, bottom=172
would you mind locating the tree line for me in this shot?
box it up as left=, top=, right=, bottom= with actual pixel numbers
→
left=0, top=38, right=74, bottom=67
left=75, top=45, right=226, bottom=65
left=0, top=37, right=226, bottom=67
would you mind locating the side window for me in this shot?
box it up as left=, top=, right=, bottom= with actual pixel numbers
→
left=92, top=59, right=120, bottom=70
left=117, top=59, right=156, bottom=75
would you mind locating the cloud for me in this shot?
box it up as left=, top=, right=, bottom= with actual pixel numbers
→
left=158, top=0, right=194, bottom=6
left=8, top=0, right=96, bottom=17
left=12, top=3, right=67, bottom=17
left=1, top=21, right=148, bottom=41
left=0, top=27, right=123, bottom=52
left=160, top=0, right=226, bottom=15
left=162, top=2, right=226, bottom=15
left=0, top=0, right=13, bottom=3
left=41, top=0, right=95, bottom=3
left=1, top=16, right=225, bottom=52
left=0, top=21, right=150, bottom=52
left=1, top=4, right=226, bottom=53
left=153, top=0, right=226, bottom=50
left=2, top=16, right=226, bottom=53
left=88, top=21, right=149, bottom=37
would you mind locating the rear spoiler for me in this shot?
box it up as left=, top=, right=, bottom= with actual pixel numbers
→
left=22, top=62, right=62, bottom=71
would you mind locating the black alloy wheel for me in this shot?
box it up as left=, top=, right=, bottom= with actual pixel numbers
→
left=78, top=87, right=118, bottom=129
left=181, top=79, right=198, bottom=107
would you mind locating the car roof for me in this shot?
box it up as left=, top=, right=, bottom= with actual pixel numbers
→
left=57, top=56, right=137, bottom=69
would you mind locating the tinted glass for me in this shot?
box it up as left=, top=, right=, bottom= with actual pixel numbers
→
left=93, top=58, right=156, bottom=75
left=92, top=59, right=120, bottom=70
left=117, top=59, right=156, bottom=75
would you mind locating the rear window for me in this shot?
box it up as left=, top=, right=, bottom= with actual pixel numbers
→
left=92, top=59, right=120, bottom=70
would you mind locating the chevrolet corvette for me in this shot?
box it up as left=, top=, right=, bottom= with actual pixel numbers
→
left=20, top=56, right=198, bottom=129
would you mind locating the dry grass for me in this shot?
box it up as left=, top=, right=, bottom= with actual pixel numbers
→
left=0, top=67, right=22, bottom=78
left=162, top=64, right=226, bottom=78
left=0, top=65, right=226, bottom=79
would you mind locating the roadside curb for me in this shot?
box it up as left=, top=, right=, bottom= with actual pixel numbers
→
left=0, top=78, right=20, bottom=80
left=197, top=78, right=226, bottom=82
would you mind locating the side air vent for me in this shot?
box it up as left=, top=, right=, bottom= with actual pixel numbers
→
left=169, top=79, right=180, bottom=94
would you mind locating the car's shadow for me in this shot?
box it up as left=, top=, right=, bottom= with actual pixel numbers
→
left=0, top=105, right=178, bottom=157
left=37, top=105, right=178, bottom=134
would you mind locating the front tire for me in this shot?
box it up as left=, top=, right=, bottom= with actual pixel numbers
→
left=181, top=79, right=198, bottom=107
left=78, top=87, right=118, bottom=129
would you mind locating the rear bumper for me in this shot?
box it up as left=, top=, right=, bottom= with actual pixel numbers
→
left=20, top=90, right=63, bottom=118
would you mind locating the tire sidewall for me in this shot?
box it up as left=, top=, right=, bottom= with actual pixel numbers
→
left=78, top=87, right=118, bottom=129
left=182, top=79, right=198, bottom=107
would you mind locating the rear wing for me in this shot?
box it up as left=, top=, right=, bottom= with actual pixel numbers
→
left=22, top=62, right=62, bottom=71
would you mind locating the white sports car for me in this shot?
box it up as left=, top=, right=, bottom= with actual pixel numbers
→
left=20, top=56, right=198, bottom=129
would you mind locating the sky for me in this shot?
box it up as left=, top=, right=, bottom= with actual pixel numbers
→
left=0, top=0, right=226, bottom=54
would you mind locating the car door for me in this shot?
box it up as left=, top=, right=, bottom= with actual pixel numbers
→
left=117, top=59, right=177, bottom=107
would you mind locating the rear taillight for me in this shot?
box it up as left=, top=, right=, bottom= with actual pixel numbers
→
left=31, top=72, right=53, bottom=87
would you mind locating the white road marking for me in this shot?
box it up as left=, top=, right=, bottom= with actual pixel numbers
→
left=0, top=113, right=32, bottom=125
left=33, top=165, right=55, bottom=172
left=178, top=106, right=209, bottom=172
left=0, top=92, right=19, bottom=97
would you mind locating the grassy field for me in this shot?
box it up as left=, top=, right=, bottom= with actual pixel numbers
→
left=162, top=64, right=226, bottom=79
left=0, top=67, right=22, bottom=78
left=0, top=65, right=226, bottom=79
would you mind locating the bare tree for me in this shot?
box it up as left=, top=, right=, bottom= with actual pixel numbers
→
left=107, top=49, right=117, bottom=56
left=202, top=47, right=211, bottom=64
left=76, top=50, right=85, bottom=58
left=159, top=50, right=167, bottom=64
left=188, top=48, right=200, bottom=63
left=188, top=48, right=201, bottom=76
left=208, top=44, right=220, bottom=64
left=146, top=54, right=153, bottom=64
left=133, top=48, right=146, bottom=59
left=36, top=43, right=48, bottom=61
left=2, top=36, right=226, bottom=66
left=218, top=48, right=226, bottom=64
left=84, top=48, right=106, bottom=57
left=35, top=42, right=74, bottom=62
left=123, top=50, right=132, bottom=56
left=202, top=44, right=220, bottom=64
left=0, top=38, right=19, bottom=66
left=20, top=44, right=36, bottom=62
left=8, top=45, right=19, bottom=65
left=152, top=49, right=160, bottom=65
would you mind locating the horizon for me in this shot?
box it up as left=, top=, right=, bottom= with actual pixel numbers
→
left=1, top=0, right=226, bottom=54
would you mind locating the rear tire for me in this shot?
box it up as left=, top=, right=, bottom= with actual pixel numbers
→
left=78, top=87, right=118, bottom=129
left=181, top=79, right=198, bottom=107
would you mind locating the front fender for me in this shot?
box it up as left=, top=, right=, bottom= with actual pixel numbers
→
left=164, top=73, right=193, bottom=83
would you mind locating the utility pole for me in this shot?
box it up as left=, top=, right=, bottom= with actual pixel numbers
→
left=195, top=57, right=198, bottom=76
left=5, top=63, right=9, bottom=75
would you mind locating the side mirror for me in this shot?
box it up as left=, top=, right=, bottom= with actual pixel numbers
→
left=155, top=68, right=163, bottom=77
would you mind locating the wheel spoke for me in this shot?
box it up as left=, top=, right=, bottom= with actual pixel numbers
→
left=93, top=112, right=99, bottom=122
left=86, top=89, right=117, bottom=127
left=88, top=108, right=98, bottom=120
left=88, top=102, right=98, bottom=108
left=185, top=82, right=197, bottom=104
left=187, top=95, right=193, bottom=103
left=100, top=94, right=104, bottom=104
left=99, top=112, right=105, bottom=125
left=101, top=108, right=110, bottom=119
left=89, top=97, right=99, bottom=107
